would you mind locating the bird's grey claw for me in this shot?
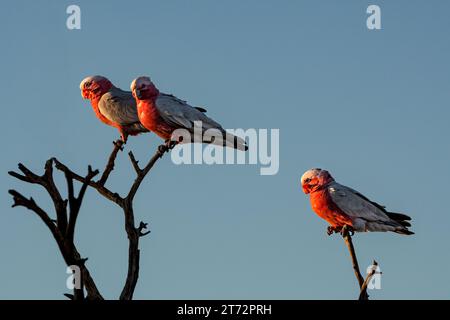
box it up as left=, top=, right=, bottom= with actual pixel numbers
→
left=119, top=134, right=128, bottom=144
left=327, top=226, right=334, bottom=236
left=113, top=140, right=124, bottom=150
left=163, top=139, right=177, bottom=151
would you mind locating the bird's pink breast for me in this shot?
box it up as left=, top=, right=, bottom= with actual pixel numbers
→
left=309, top=188, right=353, bottom=227
left=137, top=99, right=173, bottom=140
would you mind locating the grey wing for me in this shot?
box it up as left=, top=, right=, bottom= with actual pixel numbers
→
left=98, top=87, right=140, bottom=125
left=329, top=182, right=413, bottom=234
left=328, top=182, right=391, bottom=222
left=155, top=93, right=224, bottom=132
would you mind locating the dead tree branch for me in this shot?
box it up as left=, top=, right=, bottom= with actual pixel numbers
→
left=8, top=162, right=102, bottom=300
left=118, top=148, right=166, bottom=300
left=98, top=140, right=124, bottom=186
left=358, top=260, right=379, bottom=300
left=54, top=141, right=168, bottom=300
left=8, top=139, right=168, bottom=300
left=341, top=225, right=371, bottom=300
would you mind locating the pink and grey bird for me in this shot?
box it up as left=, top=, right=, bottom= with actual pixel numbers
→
left=130, top=76, right=248, bottom=151
left=301, top=168, right=413, bottom=235
left=80, top=75, right=148, bottom=142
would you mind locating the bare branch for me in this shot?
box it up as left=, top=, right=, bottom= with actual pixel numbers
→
left=127, top=147, right=166, bottom=202
left=8, top=189, right=62, bottom=241
left=341, top=225, right=369, bottom=300
left=17, top=163, right=41, bottom=182
left=128, top=151, right=142, bottom=175
left=359, top=260, right=379, bottom=300
left=71, top=250, right=102, bottom=300
left=119, top=145, right=166, bottom=300
left=9, top=162, right=68, bottom=230
left=44, top=159, right=68, bottom=232
left=66, top=166, right=99, bottom=243
left=137, top=221, right=151, bottom=237
left=53, top=158, right=123, bottom=206
left=63, top=293, right=74, bottom=300
left=98, top=140, right=124, bottom=186
left=8, top=170, right=34, bottom=183
left=65, top=171, right=75, bottom=210
left=78, top=166, right=99, bottom=201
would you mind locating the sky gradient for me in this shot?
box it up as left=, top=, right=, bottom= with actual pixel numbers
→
left=1, top=0, right=449, bottom=299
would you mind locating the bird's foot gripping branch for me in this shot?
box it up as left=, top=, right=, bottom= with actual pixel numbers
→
left=8, top=139, right=167, bottom=300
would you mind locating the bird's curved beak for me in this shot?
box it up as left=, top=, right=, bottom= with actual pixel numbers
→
left=81, top=89, right=89, bottom=99
left=302, top=184, right=311, bottom=194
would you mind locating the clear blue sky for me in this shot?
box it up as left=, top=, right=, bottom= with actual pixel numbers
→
left=1, top=0, right=449, bottom=299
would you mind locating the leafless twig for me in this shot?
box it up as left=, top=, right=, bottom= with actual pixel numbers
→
left=358, top=260, right=379, bottom=300
left=341, top=225, right=373, bottom=300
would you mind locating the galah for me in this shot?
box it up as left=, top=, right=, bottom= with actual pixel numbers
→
left=301, top=168, right=413, bottom=235
left=80, top=75, right=148, bottom=142
left=130, top=76, right=248, bottom=151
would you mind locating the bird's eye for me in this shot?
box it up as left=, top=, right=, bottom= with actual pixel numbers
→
left=304, top=178, right=311, bottom=183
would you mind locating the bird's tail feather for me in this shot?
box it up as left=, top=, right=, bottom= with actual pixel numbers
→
left=394, top=228, right=415, bottom=235
left=224, top=132, right=248, bottom=151
left=201, top=130, right=248, bottom=151
left=386, top=211, right=414, bottom=235
left=366, top=221, right=414, bottom=235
